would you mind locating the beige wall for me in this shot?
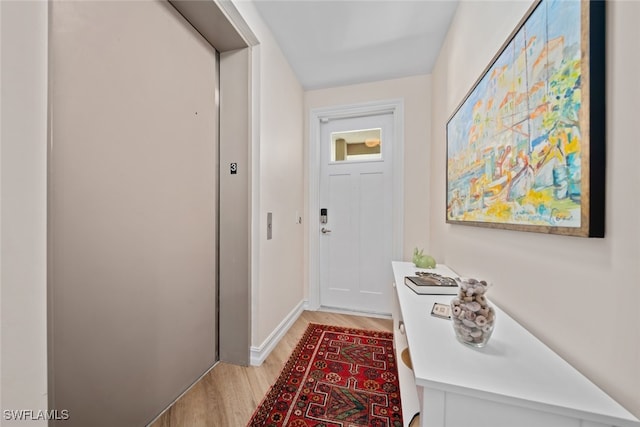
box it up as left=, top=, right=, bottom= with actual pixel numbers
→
left=304, top=74, right=432, bottom=275
left=233, top=1, right=306, bottom=348
left=7, top=0, right=637, bottom=419
left=0, top=1, right=48, bottom=425
left=431, top=0, right=640, bottom=417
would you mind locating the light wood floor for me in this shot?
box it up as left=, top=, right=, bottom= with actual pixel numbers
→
left=149, top=310, right=392, bottom=427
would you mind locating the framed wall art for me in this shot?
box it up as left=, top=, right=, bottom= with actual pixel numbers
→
left=446, top=0, right=605, bottom=237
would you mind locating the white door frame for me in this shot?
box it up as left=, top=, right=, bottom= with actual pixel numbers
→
left=308, top=99, right=404, bottom=310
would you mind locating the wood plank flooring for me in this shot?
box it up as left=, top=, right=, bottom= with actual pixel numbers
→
left=149, top=310, right=392, bottom=427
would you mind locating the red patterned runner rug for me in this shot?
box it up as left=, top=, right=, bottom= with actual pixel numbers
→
left=248, top=323, right=403, bottom=427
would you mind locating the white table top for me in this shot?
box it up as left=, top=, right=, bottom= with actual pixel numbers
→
left=392, top=261, right=639, bottom=426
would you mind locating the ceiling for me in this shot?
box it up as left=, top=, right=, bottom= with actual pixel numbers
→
left=251, top=0, right=459, bottom=90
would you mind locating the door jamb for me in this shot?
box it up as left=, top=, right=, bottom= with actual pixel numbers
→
left=170, top=0, right=258, bottom=366
left=307, top=99, right=404, bottom=310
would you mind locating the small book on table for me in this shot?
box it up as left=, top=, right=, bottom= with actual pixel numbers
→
left=404, top=272, right=458, bottom=295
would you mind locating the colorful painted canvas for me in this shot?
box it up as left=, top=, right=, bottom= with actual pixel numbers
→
left=446, top=0, right=605, bottom=237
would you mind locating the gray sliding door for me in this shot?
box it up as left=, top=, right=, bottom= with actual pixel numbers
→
left=49, top=1, right=218, bottom=426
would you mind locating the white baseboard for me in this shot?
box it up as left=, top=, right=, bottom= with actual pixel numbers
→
left=317, top=305, right=392, bottom=319
left=250, top=299, right=308, bottom=366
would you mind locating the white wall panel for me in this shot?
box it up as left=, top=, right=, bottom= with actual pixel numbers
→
left=0, top=1, right=48, bottom=425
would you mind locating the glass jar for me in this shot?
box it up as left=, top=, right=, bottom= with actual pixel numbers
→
left=450, top=278, right=495, bottom=348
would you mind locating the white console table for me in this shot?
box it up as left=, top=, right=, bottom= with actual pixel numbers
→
left=391, top=261, right=640, bottom=427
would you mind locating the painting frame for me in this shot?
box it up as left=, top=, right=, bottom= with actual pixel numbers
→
left=445, top=0, right=605, bottom=237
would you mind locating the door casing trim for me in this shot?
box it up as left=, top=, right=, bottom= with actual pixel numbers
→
left=307, top=99, right=405, bottom=310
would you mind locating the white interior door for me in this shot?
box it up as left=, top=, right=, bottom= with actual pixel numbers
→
left=319, top=113, right=394, bottom=314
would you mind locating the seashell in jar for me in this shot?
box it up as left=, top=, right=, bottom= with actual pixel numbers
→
left=470, top=329, right=483, bottom=338
left=466, top=301, right=481, bottom=312
left=462, top=319, right=477, bottom=328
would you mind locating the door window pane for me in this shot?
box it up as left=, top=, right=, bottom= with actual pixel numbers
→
left=331, top=128, right=382, bottom=162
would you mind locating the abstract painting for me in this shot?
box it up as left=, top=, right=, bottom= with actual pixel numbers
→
left=446, top=0, right=605, bottom=237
